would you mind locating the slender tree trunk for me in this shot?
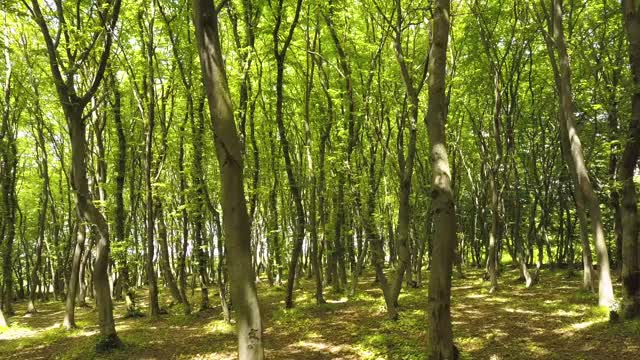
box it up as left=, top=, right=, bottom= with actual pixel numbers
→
left=143, top=0, right=160, bottom=317
left=549, top=0, right=614, bottom=307
left=111, top=73, right=130, bottom=304
left=156, top=200, right=184, bottom=306
left=426, top=0, right=458, bottom=358
left=620, top=0, right=640, bottom=318
left=158, top=0, right=194, bottom=314
left=205, top=196, right=231, bottom=322
left=193, top=1, right=264, bottom=358
left=271, top=0, right=304, bottom=309
left=0, top=108, right=16, bottom=318
left=193, top=100, right=210, bottom=310
left=1, top=8, right=16, bottom=317
left=27, top=147, right=49, bottom=313
left=177, top=117, right=191, bottom=313
left=64, top=223, right=82, bottom=329
left=69, top=113, right=119, bottom=344
left=304, top=15, right=325, bottom=304
left=29, top=0, right=122, bottom=343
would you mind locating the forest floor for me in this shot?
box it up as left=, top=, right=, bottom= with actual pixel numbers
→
left=1, top=268, right=639, bottom=359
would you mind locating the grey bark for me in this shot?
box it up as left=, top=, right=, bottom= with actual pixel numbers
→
left=425, top=0, right=458, bottom=358
left=193, top=1, right=264, bottom=358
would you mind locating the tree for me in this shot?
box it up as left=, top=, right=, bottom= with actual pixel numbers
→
left=620, top=0, right=640, bottom=319
left=271, top=0, right=305, bottom=309
left=544, top=0, right=614, bottom=307
left=25, top=0, right=123, bottom=347
left=192, top=0, right=264, bottom=358
left=1, top=6, right=17, bottom=317
left=425, top=0, right=458, bottom=358
left=141, top=0, right=161, bottom=317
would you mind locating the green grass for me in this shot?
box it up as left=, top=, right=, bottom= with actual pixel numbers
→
left=1, top=268, right=639, bottom=359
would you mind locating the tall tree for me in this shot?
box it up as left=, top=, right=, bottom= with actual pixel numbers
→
left=193, top=0, right=264, bottom=358
left=546, top=0, right=614, bottom=307
left=1, top=6, right=17, bottom=317
left=620, top=0, right=640, bottom=319
left=425, top=0, right=458, bottom=358
left=271, top=0, right=305, bottom=309
left=25, top=0, right=123, bottom=347
left=141, top=0, right=161, bottom=317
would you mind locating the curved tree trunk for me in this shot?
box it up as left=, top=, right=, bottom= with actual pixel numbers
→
left=193, top=1, right=264, bottom=358
left=548, top=0, right=614, bottom=307
left=28, top=0, right=122, bottom=345
left=270, top=0, right=305, bottom=309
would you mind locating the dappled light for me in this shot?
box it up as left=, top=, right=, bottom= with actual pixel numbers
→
left=3, top=268, right=638, bottom=359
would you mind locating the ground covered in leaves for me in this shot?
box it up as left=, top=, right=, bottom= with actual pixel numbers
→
left=1, top=268, right=639, bottom=359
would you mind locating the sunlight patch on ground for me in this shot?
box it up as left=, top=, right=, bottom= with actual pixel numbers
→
left=205, top=319, right=235, bottom=335
left=303, top=330, right=321, bottom=339
left=0, top=322, right=66, bottom=341
left=527, top=343, right=551, bottom=356
left=290, top=340, right=350, bottom=355
left=503, top=307, right=540, bottom=315
left=486, top=296, right=509, bottom=303
left=177, top=352, right=235, bottom=360
left=571, top=320, right=597, bottom=330
left=354, top=339, right=387, bottom=360
left=552, top=309, right=581, bottom=317
left=452, top=285, right=475, bottom=290
left=0, top=324, right=37, bottom=340
left=554, top=317, right=606, bottom=336
left=327, top=297, right=348, bottom=304
left=490, top=328, right=508, bottom=339
left=457, top=336, right=486, bottom=352
left=459, top=309, right=483, bottom=316
left=355, top=347, right=382, bottom=360
left=466, top=293, right=487, bottom=299
left=68, top=329, right=98, bottom=338
left=553, top=286, right=578, bottom=290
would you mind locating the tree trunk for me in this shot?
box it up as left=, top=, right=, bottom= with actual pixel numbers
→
left=206, top=196, right=230, bottom=323
left=156, top=200, right=185, bottom=306
left=620, top=0, right=640, bottom=319
left=304, top=16, right=325, bottom=304
left=390, top=0, right=421, bottom=307
left=69, top=110, right=120, bottom=343
left=549, top=0, right=614, bottom=307
left=64, top=223, right=83, bottom=329
left=29, top=0, right=123, bottom=345
left=193, top=1, right=264, bottom=358
left=177, top=117, right=191, bottom=314
left=425, top=0, right=458, bottom=358
left=143, top=0, right=160, bottom=317
left=193, top=99, right=210, bottom=311
left=271, top=0, right=304, bottom=309
left=111, top=73, right=130, bottom=305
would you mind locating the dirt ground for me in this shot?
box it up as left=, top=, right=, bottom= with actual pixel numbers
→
left=1, top=268, right=638, bottom=359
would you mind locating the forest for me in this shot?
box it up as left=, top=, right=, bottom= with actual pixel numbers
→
left=0, top=0, right=639, bottom=358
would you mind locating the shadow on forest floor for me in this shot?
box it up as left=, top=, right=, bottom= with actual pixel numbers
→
left=1, top=267, right=639, bottom=359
